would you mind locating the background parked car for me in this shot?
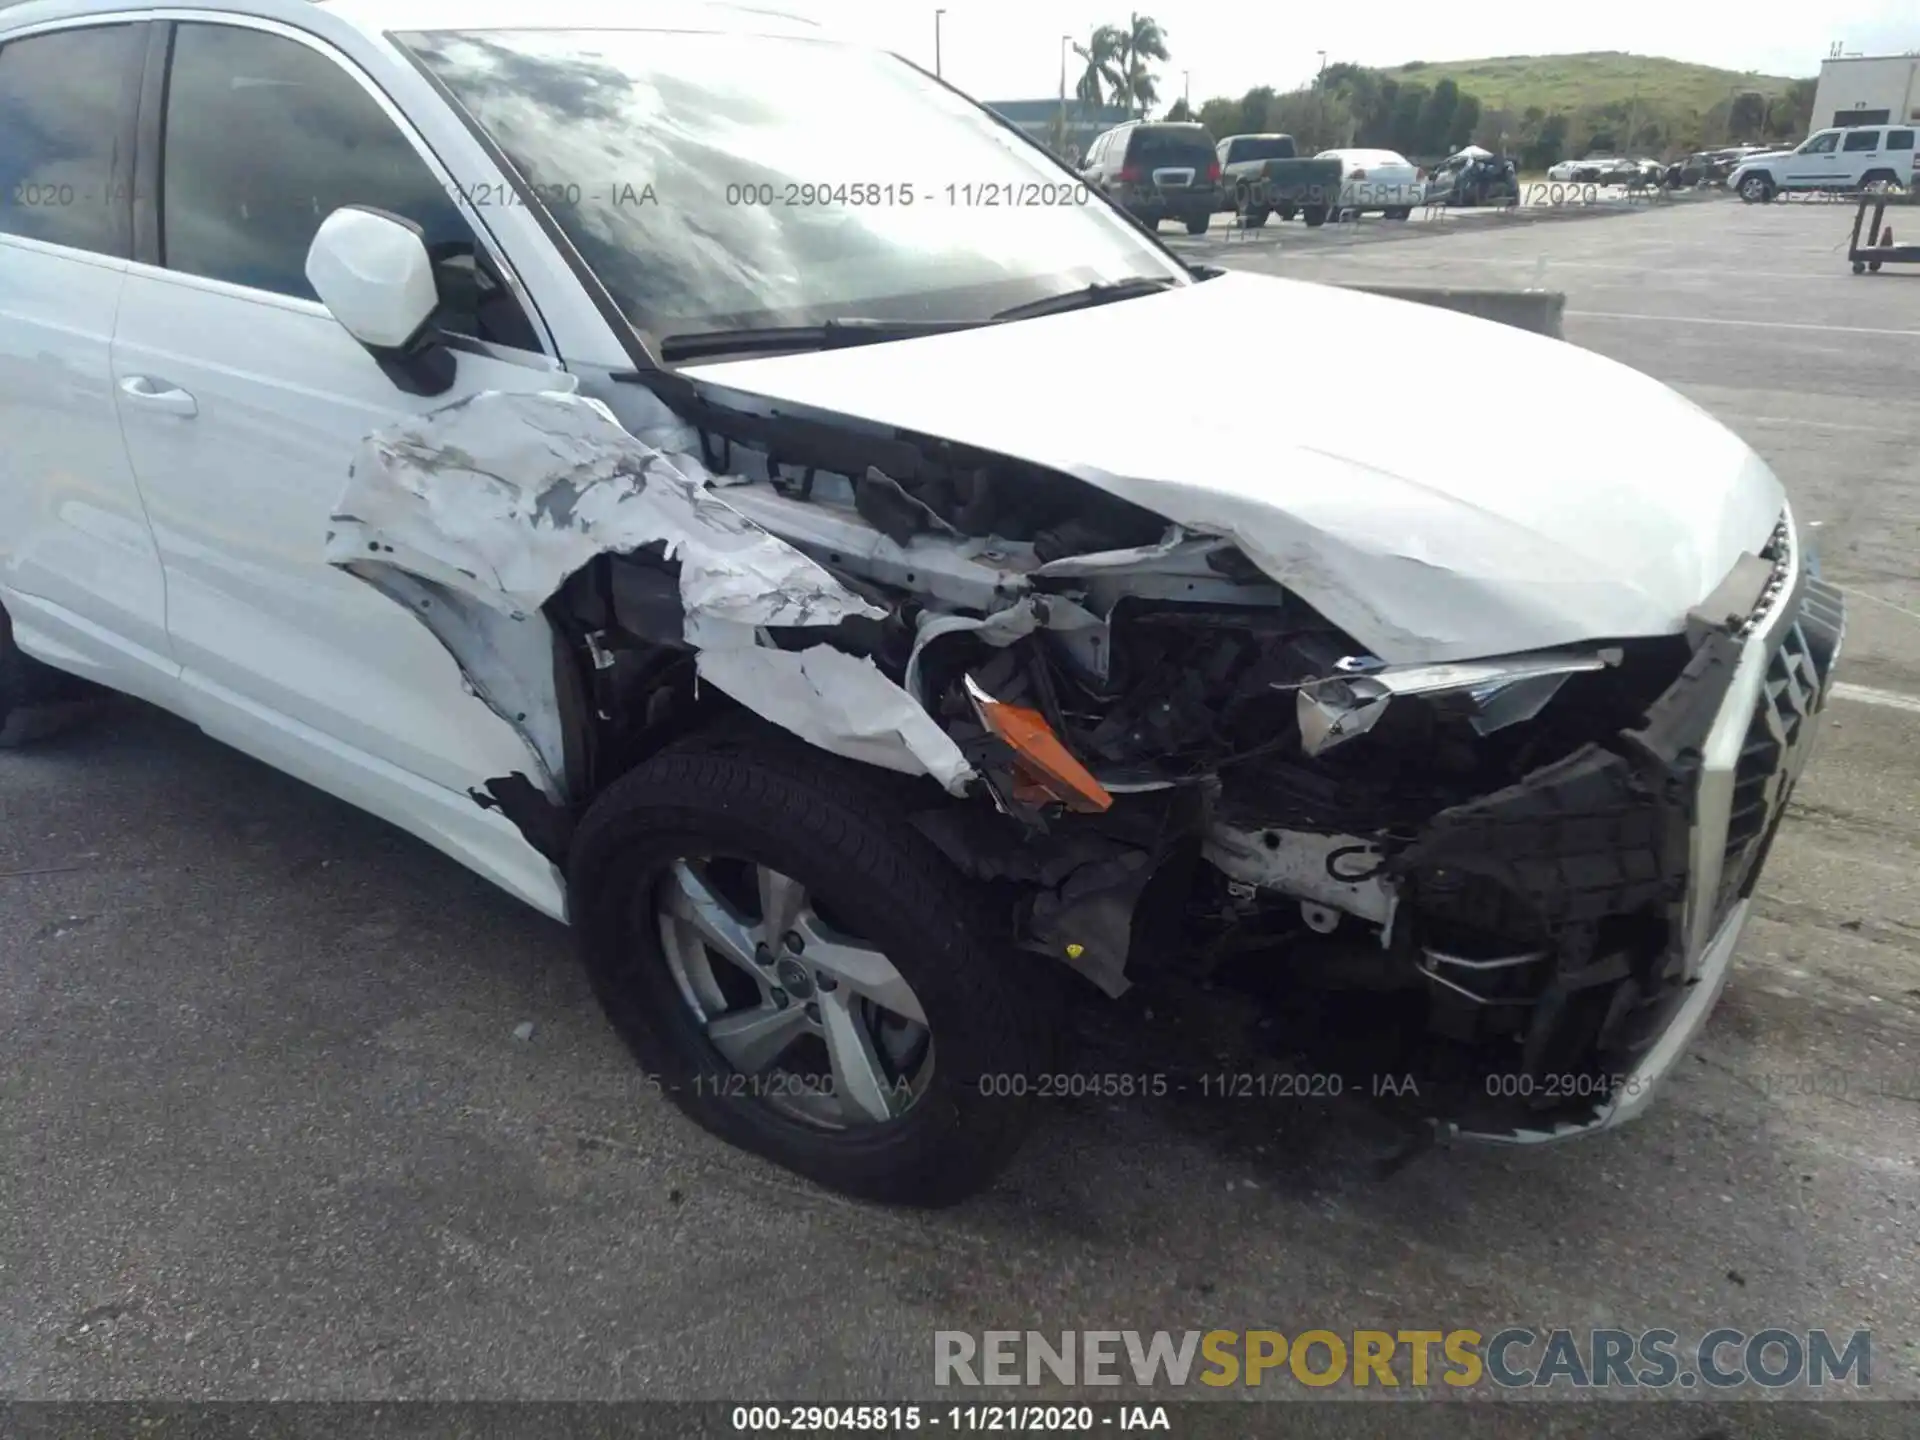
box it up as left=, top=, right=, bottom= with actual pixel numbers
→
left=1730, top=124, right=1917, bottom=202
left=1081, top=120, right=1223, bottom=235
left=1547, top=153, right=1618, bottom=183
left=1427, top=147, right=1520, bottom=207
left=1317, top=147, right=1424, bottom=219
left=1213, top=132, right=1345, bottom=227
left=1666, top=146, right=1768, bottom=189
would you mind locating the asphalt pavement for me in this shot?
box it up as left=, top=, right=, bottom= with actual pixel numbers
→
left=2, top=194, right=1917, bottom=1417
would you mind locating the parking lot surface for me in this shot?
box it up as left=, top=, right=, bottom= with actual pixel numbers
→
left=3, top=197, right=1918, bottom=1408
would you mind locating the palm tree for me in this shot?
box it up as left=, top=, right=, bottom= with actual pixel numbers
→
left=1110, top=13, right=1169, bottom=117
left=1072, top=26, right=1123, bottom=108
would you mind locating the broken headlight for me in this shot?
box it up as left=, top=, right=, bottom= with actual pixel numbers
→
left=1294, top=648, right=1623, bottom=758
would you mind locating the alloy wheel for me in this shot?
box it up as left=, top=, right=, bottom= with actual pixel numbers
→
left=655, top=858, right=935, bottom=1129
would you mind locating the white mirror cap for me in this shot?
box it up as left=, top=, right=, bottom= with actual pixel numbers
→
left=305, top=206, right=438, bottom=351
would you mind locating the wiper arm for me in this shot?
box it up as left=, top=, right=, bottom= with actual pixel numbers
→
left=991, top=275, right=1182, bottom=322
left=659, top=317, right=987, bottom=363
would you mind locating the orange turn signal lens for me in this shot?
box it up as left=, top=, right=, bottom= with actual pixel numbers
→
left=964, top=676, right=1113, bottom=814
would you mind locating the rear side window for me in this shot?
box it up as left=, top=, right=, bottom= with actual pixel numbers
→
left=0, top=24, right=142, bottom=258
left=1843, top=130, right=1881, bottom=152
left=159, top=23, right=537, bottom=348
left=1229, top=137, right=1293, bottom=163
left=1887, top=130, right=1916, bottom=151
left=1128, top=128, right=1213, bottom=169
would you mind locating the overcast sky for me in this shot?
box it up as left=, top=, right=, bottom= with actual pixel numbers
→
left=797, top=0, right=1917, bottom=105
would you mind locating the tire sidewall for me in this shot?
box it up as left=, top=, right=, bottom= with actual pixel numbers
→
left=569, top=746, right=1044, bottom=1203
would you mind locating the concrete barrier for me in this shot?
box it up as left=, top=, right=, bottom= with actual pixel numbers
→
left=1333, top=284, right=1567, bottom=339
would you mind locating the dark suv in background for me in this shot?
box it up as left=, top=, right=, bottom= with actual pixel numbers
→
left=1080, top=120, right=1222, bottom=234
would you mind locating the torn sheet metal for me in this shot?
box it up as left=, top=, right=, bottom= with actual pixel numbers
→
left=902, top=594, right=1105, bottom=702
left=695, top=644, right=973, bottom=793
left=330, top=390, right=883, bottom=633
left=328, top=389, right=975, bottom=800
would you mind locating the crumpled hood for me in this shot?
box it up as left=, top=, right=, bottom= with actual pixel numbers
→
left=685, top=270, right=1784, bottom=664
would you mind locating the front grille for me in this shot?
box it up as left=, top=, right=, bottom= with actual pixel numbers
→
left=1713, top=576, right=1844, bottom=920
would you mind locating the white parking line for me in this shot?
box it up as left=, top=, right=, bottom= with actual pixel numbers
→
left=1832, top=682, right=1920, bottom=716
left=1567, top=311, right=1920, bottom=338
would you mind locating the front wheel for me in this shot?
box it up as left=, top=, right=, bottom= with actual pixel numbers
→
left=1185, top=212, right=1210, bottom=235
left=1302, top=205, right=1328, bottom=227
left=1277, top=202, right=1298, bottom=222
left=567, top=730, right=1049, bottom=1208
left=1740, top=174, right=1775, bottom=203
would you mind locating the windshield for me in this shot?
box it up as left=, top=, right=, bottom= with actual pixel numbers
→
left=1129, top=126, right=1215, bottom=168
left=399, top=27, right=1185, bottom=342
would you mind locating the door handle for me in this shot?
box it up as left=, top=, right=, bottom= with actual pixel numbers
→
left=119, top=375, right=198, bottom=417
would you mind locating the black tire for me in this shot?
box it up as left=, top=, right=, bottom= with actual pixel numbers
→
left=1277, top=202, right=1297, bottom=222
left=1740, top=173, right=1775, bottom=204
left=1384, top=206, right=1412, bottom=221
left=566, top=727, right=1050, bottom=1208
left=1302, top=205, right=1328, bottom=227
left=1244, top=205, right=1271, bottom=228
left=1854, top=261, right=1868, bottom=274
left=1184, top=212, right=1209, bottom=235
left=1861, top=170, right=1901, bottom=193
left=1870, top=260, right=1883, bottom=273
left=0, top=605, right=100, bottom=747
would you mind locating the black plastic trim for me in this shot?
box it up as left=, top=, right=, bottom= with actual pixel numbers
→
left=131, top=20, right=167, bottom=267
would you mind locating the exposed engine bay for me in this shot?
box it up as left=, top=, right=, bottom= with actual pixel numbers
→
left=328, top=380, right=1842, bottom=1144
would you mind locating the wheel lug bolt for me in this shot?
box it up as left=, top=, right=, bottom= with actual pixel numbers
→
left=815, top=972, right=837, bottom=992
left=784, top=930, right=805, bottom=953
left=753, top=944, right=773, bottom=967
left=770, top=987, right=788, bottom=1008
left=805, top=1002, right=821, bottom=1024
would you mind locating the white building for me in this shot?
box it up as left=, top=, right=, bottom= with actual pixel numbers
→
left=1812, top=52, right=1920, bottom=129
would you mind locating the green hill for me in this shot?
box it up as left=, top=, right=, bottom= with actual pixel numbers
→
left=1384, top=52, right=1800, bottom=119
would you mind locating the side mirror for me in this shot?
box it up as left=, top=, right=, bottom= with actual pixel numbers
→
left=305, top=206, right=454, bottom=397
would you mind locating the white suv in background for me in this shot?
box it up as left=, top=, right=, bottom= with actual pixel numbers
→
left=1731, top=124, right=1918, bottom=201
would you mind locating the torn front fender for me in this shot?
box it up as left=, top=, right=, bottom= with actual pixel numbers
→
left=327, top=389, right=974, bottom=807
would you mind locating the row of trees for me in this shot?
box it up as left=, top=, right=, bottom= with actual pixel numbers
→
left=1174, top=67, right=1818, bottom=167
left=1185, top=67, right=1483, bottom=158
left=1060, top=27, right=1819, bottom=168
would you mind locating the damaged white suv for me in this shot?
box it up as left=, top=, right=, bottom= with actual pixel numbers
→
left=0, top=0, right=1844, bottom=1205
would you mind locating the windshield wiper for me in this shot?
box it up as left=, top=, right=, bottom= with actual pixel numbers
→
left=659, top=317, right=988, bottom=363
left=991, top=275, right=1183, bottom=322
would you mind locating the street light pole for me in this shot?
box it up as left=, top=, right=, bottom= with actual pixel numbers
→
left=1058, top=33, right=1071, bottom=157
left=1182, top=69, right=1190, bottom=114
left=934, top=8, right=945, bottom=79
left=1316, top=50, right=1327, bottom=147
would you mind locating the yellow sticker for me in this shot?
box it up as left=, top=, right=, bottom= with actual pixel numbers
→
left=1065, top=943, right=1085, bottom=959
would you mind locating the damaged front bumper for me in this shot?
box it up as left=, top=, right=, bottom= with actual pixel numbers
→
left=1405, top=511, right=1844, bottom=1143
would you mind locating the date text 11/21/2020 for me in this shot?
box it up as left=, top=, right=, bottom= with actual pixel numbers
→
left=436, top=179, right=1098, bottom=210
